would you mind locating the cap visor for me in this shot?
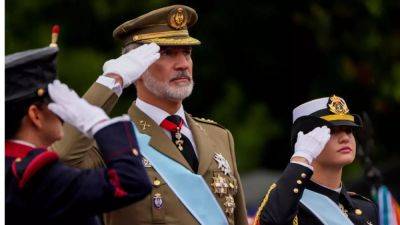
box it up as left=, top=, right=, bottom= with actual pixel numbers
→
left=327, top=120, right=360, bottom=128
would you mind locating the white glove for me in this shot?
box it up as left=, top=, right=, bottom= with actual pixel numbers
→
left=47, top=80, right=109, bottom=137
left=292, top=126, right=331, bottom=164
left=102, top=43, right=160, bottom=88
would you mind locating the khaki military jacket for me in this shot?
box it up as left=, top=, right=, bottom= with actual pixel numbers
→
left=52, top=83, right=248, bottom=225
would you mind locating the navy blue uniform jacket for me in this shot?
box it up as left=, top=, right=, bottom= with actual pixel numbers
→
left=256, top=163, right=378, bottom=225
left=6, top=121, right=152, bottom=225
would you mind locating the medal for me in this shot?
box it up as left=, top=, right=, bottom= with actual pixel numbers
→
left=224, top=195, right=236, bottom=215
left=153, top=193, right=163, bottom=209
left=142, top=157, right=152, bottom=168
left=211, top=174, right=229, bottom=197
left=175, top=127, right=184, bottom=151
left=213, top=153, right=232, bottom=176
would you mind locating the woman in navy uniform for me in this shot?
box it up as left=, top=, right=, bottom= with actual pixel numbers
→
left=5, top=46, right=152, bottom=225
left=254, top=95, right=378, bottom=225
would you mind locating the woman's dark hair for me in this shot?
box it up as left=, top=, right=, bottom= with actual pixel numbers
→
left=5, top=95, right=51, bottom=139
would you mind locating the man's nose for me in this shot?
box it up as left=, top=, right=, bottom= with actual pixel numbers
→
left=174, top=53, right=190, bottom=70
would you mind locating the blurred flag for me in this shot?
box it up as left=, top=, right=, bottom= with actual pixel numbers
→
left=377, top=185, right=400, bottom=225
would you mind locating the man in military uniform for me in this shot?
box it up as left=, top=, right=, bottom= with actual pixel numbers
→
left=5, top=44, right=152, bottom=225
left=52, top=5, right=248, bottom=225
left=253, top=96, right=378, bottom=225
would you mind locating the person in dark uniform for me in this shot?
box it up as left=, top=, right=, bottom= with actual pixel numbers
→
left=5, top=45, right=152, bottom=225
left=253, top=95, right=379, bottom=225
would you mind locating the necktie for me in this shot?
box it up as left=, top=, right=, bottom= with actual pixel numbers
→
left=160, top=115, right=199, bottom=172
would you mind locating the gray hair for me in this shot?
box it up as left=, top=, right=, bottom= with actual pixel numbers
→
left=121, top=43, right=142, bottom=55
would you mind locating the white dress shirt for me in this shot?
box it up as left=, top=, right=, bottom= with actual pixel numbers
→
left=135, top=98, right=198, bottom=157
left=96, top=78, right=198, bottom=156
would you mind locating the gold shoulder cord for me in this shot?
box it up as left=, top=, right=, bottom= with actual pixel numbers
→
left=253, top=183, right=277, bottom=225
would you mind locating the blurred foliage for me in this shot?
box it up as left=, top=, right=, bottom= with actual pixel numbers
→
left=5, top=0, right=400, bottom=181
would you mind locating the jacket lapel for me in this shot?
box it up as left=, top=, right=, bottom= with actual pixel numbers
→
left=128, top=104, right=193, bottom=172
left=185, top=114, right=217, bottom=175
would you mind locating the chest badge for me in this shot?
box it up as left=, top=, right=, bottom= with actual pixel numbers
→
left=224, top=195, right=236, bottom=215
left=142, top=157, right=152, bottom=168
left=153, top=193, right=163, bottom=209
left=213, top=153, right=232, bottom=176
left=211, top=174, right=229, bottom=197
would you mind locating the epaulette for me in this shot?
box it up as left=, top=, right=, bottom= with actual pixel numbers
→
left=347, top=192, right=373, bottom=203
left=12, top=149, right=59, bottom=189
left=192, top=117, right=225, bottom=129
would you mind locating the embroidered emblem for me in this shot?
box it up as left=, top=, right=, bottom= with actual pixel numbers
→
left=213, top=153, right=232, bottom=176
left=139, top=120, right=151, bottom=130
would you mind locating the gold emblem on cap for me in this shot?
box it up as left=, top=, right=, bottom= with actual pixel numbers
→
left=355, top=208, right=362, bottom=215
left=328, top=95, right=349, bottom=115
left=37, top=88, right=45, bottom=97
left=169, top=7, right=187, bottom=29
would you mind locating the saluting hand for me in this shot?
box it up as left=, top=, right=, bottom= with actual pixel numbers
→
left=102, top=42, right=160, bottom=88
left=292, top=126, right=331, bottom=164
left=47, top=80, right=109, bottom=137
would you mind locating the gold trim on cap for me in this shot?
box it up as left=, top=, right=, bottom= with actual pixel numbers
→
left=321, top=114, right=355, bottom=122
left=132, top=30, right=189, bottom=42
left=140, top=36, right=201, bottom=45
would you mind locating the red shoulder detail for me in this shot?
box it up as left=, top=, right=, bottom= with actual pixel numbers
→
left=18, top=151, right=59, bottom=189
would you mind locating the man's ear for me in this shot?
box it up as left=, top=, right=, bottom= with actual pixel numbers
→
left=27, top=104, right=43, bottom=129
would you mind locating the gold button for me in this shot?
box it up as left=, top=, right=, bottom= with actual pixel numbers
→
left=132, top=148, right=139, bottom=156
left=133, top=35, right=139, bottom=41
left=297, top=180, right=302, bottom=185
left=293, top=188, right=299, bottom=193
left=153, top=179, right=161, bottom=186
left=355, top=209, right=362, bottom=215
left=15, top=158, right=21, bottom=162
left=37, top=88, right=45, bottom=96
left=301, top=173, right=307, bottom=178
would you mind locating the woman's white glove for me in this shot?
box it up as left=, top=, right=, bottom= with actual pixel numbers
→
left=47, top=80, right=109, bottom=137
left=102, top=43, right=160, bottom=88
left=292, top=126, right=331, bottom=164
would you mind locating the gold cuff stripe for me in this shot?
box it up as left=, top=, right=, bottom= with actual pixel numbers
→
left=132, top=30, right=189, bottom=41
left=321, top=114, right=354, bottom=122
left=253, top=183, right=277, bottom=225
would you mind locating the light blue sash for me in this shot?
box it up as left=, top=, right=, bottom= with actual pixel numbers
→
left=300, top=189, right=354, bottom=225
left=132, top=124, right=228, bottom=225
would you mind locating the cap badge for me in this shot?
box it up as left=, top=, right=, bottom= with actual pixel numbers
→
left=328, top=95, right=349, bottom=115
left=169, top=7, right=187, bottom=29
